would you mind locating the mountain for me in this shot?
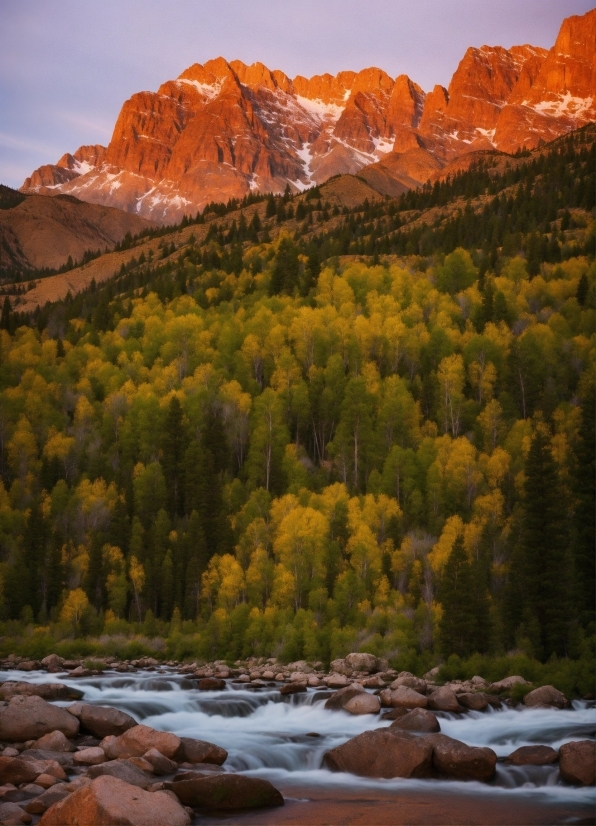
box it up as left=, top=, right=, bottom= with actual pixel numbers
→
left=0, top=186, right=154, bottom=274
left=20, top=9, right=596, bottom=223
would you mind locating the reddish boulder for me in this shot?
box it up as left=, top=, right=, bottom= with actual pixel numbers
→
left=77, top=704, right=138, bottom=738
left=559, top=741, right=596, bottom=786
left=379, top=686, right=428, bottom=709
left=0, top=696, right=79, bottom=741
left=523, top=685, right=567, bottom=708
left=102, top=724, right=181, bottom=760
left=324, top=684, right=365, bottom=711
left=426, top=734, right=497, bottom=781
left=165, top=773, right=284, bottom=809
left=39, top=775, right=190, bottom=825
left=0, top=756, right=40, bottom=786
left=390, top=709, right=440, bottom=733
left=323, top=729, right=433, bottom=779
left=177, top=737, right=227, bottom=765
left=457, top=692, right=489, bottom=711
left=427, top=687, right=463, bottom=713
left=507, top=745, right=558, bottom=765
left=32, top=731, right=75, bottom=753
left=87, top=759, right=155, bottom=789
left=343, top=693, right=381, bottom=715
left=197, top=678, right=226, bottom=690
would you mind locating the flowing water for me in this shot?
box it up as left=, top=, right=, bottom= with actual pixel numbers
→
left=2, top=668, right=595, bottom=809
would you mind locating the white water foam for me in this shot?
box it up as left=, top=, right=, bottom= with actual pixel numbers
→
left=2, top=669, right=594, bottom=805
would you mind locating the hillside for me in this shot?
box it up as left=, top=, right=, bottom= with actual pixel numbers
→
left=0, top=114, right=592, bottom=674
left=7, top=125, right=594, bottom=313
left=19, top=8, right=596, bottom=222
left=0, top=186, right=154, bottom=278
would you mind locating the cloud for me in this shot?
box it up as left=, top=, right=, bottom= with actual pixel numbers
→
left=56, top=111, right=113, bottom=141
left=0, top=131, right=61, bottom=158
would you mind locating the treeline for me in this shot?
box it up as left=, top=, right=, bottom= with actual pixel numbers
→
left=0, top=237, right=593, bottom=669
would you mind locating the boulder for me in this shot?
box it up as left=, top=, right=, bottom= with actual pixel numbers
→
left=177, top=737, right=227, bottom=765
left=286, top=661, right=314, bottom=674
left=32, top=731, right=75, bottom=753
left=24, top=784, right=71, bottom=815
left=488, top=676, right=529, bottom=693
left=380, top=686, right=428, bottom=709
left=0, top=696, right=79, bottom=741
left=423, top=666, right=440, bottom=681
left=39, top=775, right=190, bottom=826
left=142, top=749, right=178, bottom=775
left=34, top=774, right=58, bottom=789
left=324, top=729, right=433, bottom=779
left=329, top=659, right=352, bottom=676
left=523, top=685, right=567, bottom=708
left=102, top=724, right=181, bottom=760
left=166, top=773, right=284, bottom=809
left=40, top=655, right=65, bottom=672
left=559, top=740, right=596, bottom=786
left=76, top=704, right=138, bottom=739
left=127, top=757, right=155, bottom=773
left=280, top=683, right=306, bottom=695
left=0, top=801, right=32, bottom=825
left=381, top=708, right=409, bottom=721
left=427, top=687, right=463, bottom=713
left=87, top=759, right=155, bottom=789
left=345, top=653, right=379, bottom=673
left=343, top=694, right=381, bottom=715
left=390, top=709, right=440, bottom=733
left=0, top=682, right=83, bottom=702
left=457, top=692, right=489, bottom=711
left=390, top=675, right=427, bottom=694
left=197, top=678, right=226, bottom=690
left=0, top=756, right=40, bottom=786
left=425, top=734, right=497, bottom=781
left=20, top=750, right=72, bottom=768
left=324, top=684, right=365, bottom=711
left=507, top=745, right=558, bottom=765
left=325, top=673, right=350, bottom=688
left=73, top=747, right=106, bottom=766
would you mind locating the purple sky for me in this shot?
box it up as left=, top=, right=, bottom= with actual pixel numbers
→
left=0, top=0, right=593, bottom=189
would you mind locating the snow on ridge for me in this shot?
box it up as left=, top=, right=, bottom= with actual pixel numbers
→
left=178, top=78, right=223, bottom=100
left=295, top=95, right=345, bottom=123
left=72, top=160, right=94, bottom=176
left=525, top=93, right=594, bottom=119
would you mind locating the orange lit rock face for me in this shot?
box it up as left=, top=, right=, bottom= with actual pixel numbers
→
left=21, top=9, right=595, bottom=222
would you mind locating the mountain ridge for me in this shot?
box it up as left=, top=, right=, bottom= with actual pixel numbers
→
left=19, top=8, right=596, bottom=223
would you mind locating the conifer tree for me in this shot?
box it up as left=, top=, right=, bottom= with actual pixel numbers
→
left=509, top=427, right=571, bottom=658
left=438, top=536, right=477, bottom=657
left=571, top=386, right=595, bottom=624
left=162, top=396, right=187, bottom=517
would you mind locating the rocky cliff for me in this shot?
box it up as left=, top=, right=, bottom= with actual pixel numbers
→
left=20, top=9, right=595, bottom=222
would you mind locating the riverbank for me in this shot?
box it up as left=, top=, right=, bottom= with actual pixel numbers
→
left=202, top=782, right=596, bottom=826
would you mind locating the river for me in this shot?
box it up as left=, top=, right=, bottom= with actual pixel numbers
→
left=1, top=667, right=595, bottom=824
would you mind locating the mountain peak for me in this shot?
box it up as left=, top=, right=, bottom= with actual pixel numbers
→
left=20, top=8, right=596, bottom=222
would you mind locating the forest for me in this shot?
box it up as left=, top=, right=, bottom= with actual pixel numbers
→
left=0, top=127, right=593, bottom=691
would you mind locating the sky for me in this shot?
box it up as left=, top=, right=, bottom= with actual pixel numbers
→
left=0, top=0, right=593, bottom=189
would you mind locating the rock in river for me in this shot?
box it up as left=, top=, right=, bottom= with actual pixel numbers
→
left=390, top=708, right=441, bottom=732
left=323, top=729, right=433, bottom=779
left=39, top=775, right=190, bottom=826
left=559, top=740, right=596, bottom=786
left=425, top=733, right=497, bottom=781
left=0, top=696, right=79, bottom=741
left=165, top=773, right=284, bottom=809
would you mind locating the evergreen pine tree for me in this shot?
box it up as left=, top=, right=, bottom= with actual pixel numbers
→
left=438, top=536, right=478, bottom=657
left=162, top=397, right=187, bottom=517
left=511, top=427, right=571, bottom=658
left=571, top=386, right=595, bottom=625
